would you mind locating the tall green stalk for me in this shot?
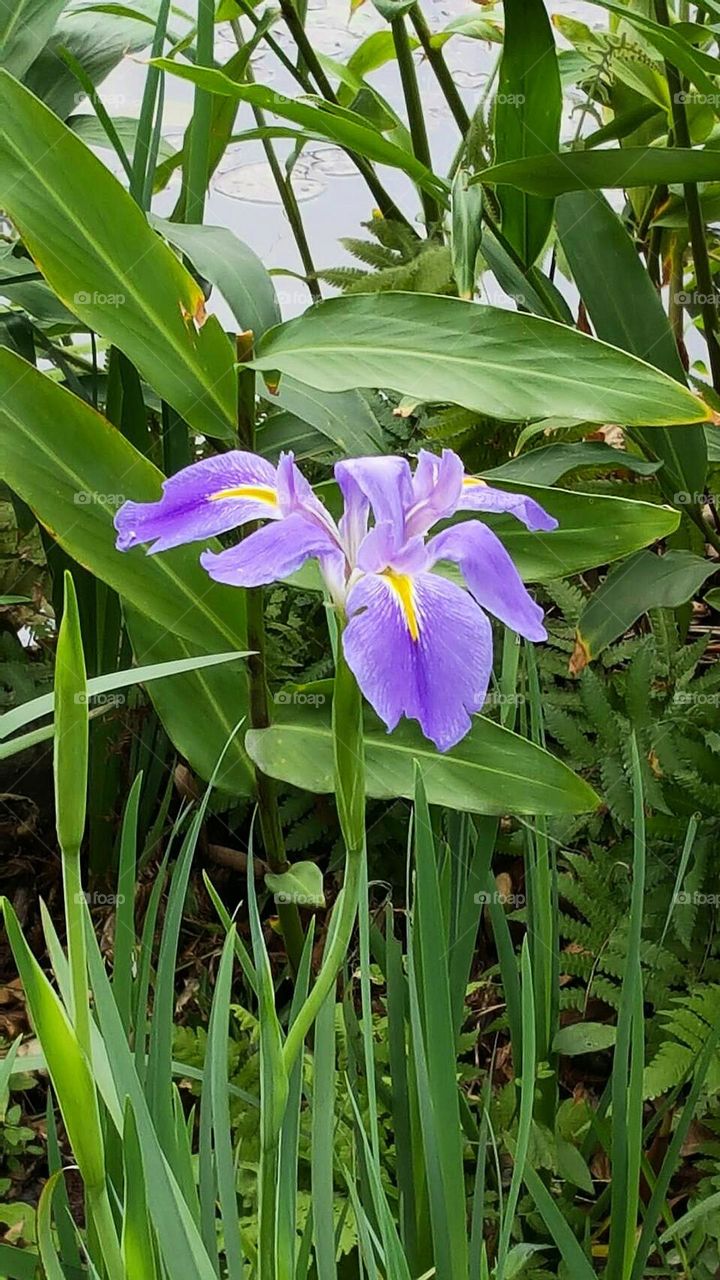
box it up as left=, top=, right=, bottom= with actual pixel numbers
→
left=283, top=638, right=366, bottom=1074
left=237, top=359, right=305, bottom=972
left=392, top=14, right=440, bottom=231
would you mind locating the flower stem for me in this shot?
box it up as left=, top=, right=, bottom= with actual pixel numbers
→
left=654, top=0, right=720, bottom=390
left=391, top=14, right=440, bottom=232
left=408, top=5, right=470, bottom=135
left=282, top=639, right=366, bottom=1075
left=237, top=359, right=305, bottom=974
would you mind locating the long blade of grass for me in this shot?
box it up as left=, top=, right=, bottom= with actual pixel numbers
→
left=311, top=984, right=338, bottom=1279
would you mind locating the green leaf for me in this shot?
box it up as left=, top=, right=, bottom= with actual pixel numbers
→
left=36, top=1173, right=67, bottom=1280
left=451, top=168, right=483, bottom=299
left=0, top=347, right=253, bottom=793
left=573, top=549, right=718, bottom=666
left=151, top=215, right=281, bottom=341
left=262, top=377, right=385, bottom=456
left=585, top=0, right=720, bottom=100
left=553, top=1023, right=617, bottom=1055
left=247, top=701, right=599, bottom=816
left=485, top=441, right=662, bottom=485
left=478, top=147, right=720, bottom=197
left=556, top=189, right=708, bottom=501
left=53, top=573, right=88, bottom=855
left=249, top=293, right=710, bottom=426
left=265, top=861, right=325, bottom=909
left=151, top=60, right=447, bottom=200
left=0, top=0, right=65, bottom=77
left=458, top=480, right=681, bottom=582
left=0, top=70, right=237, bottom=440
left=495, top=0, right=561, bottom=266
left=0, top=899, right=106, bottom=1192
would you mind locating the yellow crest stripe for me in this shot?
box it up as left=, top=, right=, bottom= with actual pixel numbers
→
left=208, top=484, right=278, bottom=505
left=382, top=570, right=420, bottom=642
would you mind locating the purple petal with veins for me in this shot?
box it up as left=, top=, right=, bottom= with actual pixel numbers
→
left=114, top=451, right=279, bottom=553
left=200, top=512, right=341, bottom=588
left=428, top=522, right=547, bottom=641
left=459, top=478, right=558, bottom=532
left=343, top=569, right=493, bottom=751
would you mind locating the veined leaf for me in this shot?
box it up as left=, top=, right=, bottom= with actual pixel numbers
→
left=0, top=0, right=65, bottom=77
left=150, top=59, right=448, bottom=200
left=477, top=147, right=720, bottom=196
left=0, top=347, right=253, bottom=793
left=248, top=293, right=710, bottom=426
left=247, top=701, right=600, bottom=816
left=0, top=70, right=237, bottom=440
left=572, top=549, right=718, bottom=669
left=556, top=189, right=708, bottom=501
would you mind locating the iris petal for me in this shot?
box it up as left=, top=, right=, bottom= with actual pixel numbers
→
left=200, top=512, right=342, bottom=588
left=343, top=570, right=493, bottom=752
left=335, top=456, right=413, bottom=535
left=114, top=451, right=279, bottom=554
left=405, top=448, right=464, bottom=537
left=459, top=478, right=558, bottom=532
left=428, top=522, right=547, bottom=641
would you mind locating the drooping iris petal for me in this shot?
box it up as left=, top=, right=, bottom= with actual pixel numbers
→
left=343, top=569, right=493, bottom=752
left=276, top=452, right=339, bottom=540
left=458, top=478, right=558, bottom=532
left=428, top=523, right=547, bottom=641
left=335, top=456, right=414, bottom=536
left=200, top=512, right=341, bottom=588
left=405, top=448, right=464, bottom=537
left=114, top=451, right=279, bottom=554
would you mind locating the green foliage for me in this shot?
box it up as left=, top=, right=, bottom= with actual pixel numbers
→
left=316, top=215, right=455, bottom=295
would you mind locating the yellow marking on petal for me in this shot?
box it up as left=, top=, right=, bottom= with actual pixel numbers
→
left=208, top=484, right=279, bottom=505
left=462, top=476, right=488, bottom=488
left=382, top=570, right=420, bottom=642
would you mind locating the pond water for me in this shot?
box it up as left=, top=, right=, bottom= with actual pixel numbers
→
left=98, top=0, right=601, bottom=324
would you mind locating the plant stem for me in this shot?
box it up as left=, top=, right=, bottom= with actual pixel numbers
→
left=654, top=0, right=720, bottom=389
left=282, top=640, right=366, bottom=1074
left=62, top=847, right=92, bottom=1062
left=230, top=19, right=321, bottom=302
left=273, top=0, right=417, bottom=230
left=236, top=359, right=305, bottom=972
left=88, top=1184, right=124, bottom=1280
left=392, top=15, right=440, bottom=231
left=408, top=5, right=471, bottom=135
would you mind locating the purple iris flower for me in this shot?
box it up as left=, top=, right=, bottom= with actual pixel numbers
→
left=115, top=448, right=557, bottom=752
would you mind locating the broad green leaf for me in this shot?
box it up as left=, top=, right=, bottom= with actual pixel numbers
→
left=249, top=293, right=710, bottom=427
left=0, top=347, right=253, bottom=793
left=53, top=573, right=88, bottom=855
left=0, top=70, right=237, bottom=440
left=553, top=1023, right=617, bottom=1055
left=556, top=189, right=708, bottom=501
left=151, top=215, right=281, bottom=341
left=572, top=549, right=718, bottom=668
left=485, top=441, right=661, bottom=485
left=23, top=2, right=155, bottom=120
left=456, top=480, right=680, bottom=582
left=263, top=377, right=385, bottom=456
left=495, top=0, right=561, bottom=266
left=265, top=860, right=325, bottom=908
left=151, top=60, right=448, bottom=200
left=478, top=147, right=720, bottom=196
left=0, top=1244, right=39, bottom=1280
left=247, top=701, right=600, bottom=816
left=0, top=0, right=65, bottom=77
